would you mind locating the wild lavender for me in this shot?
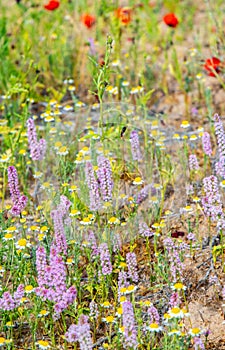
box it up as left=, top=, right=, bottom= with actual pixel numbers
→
left=130, top=130, right=142, bottom=161
left=97, top=156, right=113, bottom=202
left=65, top=315, right=93, bottom=349
left=27, top=118, right=46, bottom=161
left=89, top=300, right=99, bottom=320
left=202, top=175, right=223, bottom=221
left=35, top=243, right=76, bottom=317
left=189, top=154, right=199, bottom=171
left=169, top=292, right=180, bottom=307
left=0, top=284, right=24, bottom=311
left=135, top=184, right=152, bottom=204
left=87, top=230, right=99, bottom=258
left=202, top=132, right=212, bottom=157
left=112, top=233, right=122, bottom=253
left=51, top=195, right=72, bottom=255
left=7, top=165, right=20, bottom=202
left=7, top=166, right=27, bottom=216
left=85, top=162, right=101, bottom=211
left=193, top=337, right=205, bottom=350
left=163, top=238, right=185, bottom=282
left=147, top=305, right=160, bottom=324
left=118, top=271, right=129, bottom=301
left=126, top=252, right=138, bottom=283
left=139, top=221, right=154, bottom=238
left=122, top=301, right=138, bottom=349
left=214, top=113, right=225, bottom=157
left=215, top=156, right=225, bottom=178
left=99, top=243, right=112, bottom=275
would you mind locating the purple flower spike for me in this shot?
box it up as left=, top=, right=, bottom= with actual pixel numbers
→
left=65, top=315, right=93, bottom=349
left=27, top=118, right=47, bottom=161
left=122, top=301, right=138, bottom=349
left=130, top=130, right=142, bottom=161
left=7, top=166, right=28, bottom=216
left=85, top=162, right=101, bottom=211
left=202, top=132, right=212, bottom=157
left=97, top=156, right=113, bottom=202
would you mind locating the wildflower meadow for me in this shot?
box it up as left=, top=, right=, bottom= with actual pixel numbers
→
left=1, top=0, right=225, bottom=349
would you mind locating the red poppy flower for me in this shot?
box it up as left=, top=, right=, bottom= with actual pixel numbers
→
left=204, top=57, right=221, bottom=77
left=81, top=14, right=96, bottom=29
left=44, top=0, right=60, bottom=11
left=163, top=13, right=179, bottom=28
left=115, top=7, right=132, bottom=25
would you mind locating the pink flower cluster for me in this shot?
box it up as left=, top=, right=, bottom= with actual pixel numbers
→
left=0, top=284, right=24, bottom=310
left=35, top=244, right=76, bottom=317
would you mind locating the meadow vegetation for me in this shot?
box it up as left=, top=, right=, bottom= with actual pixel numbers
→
left=1, top=0, right=225, bottom=349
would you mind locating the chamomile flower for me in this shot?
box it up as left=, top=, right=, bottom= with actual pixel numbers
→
left=147, top=323, right=162, bottom=332
left=133, top=177, right=143, bottom=185
left=168, top=329, right=181, bottom=336
left=0, top=154, right=10, bottom=162
left=108, top=217, right=120, bottom=225
left=15, top=239, right=30, bottom=250
left=44, top=115, right=54, bottom=122
left=63, top=105, right=73, bottom=112
left=68, top=86, right=76, bottom=92
left=33, top=171, right=43, bottom=179
left=182, top=205, right=193, bottom=213
left=172, top=282, right=187, bottom=291
left=36, top=340, right=51, bottom=349
left=220, top=180, right=225, bottom=188
left=69, top=185, right=77, bottom=192
left=180, top=120, right=190, bottom=128
left=116, top=307, right=123, bottom=317
left=38, top=234, right=46, bottom=242
left=101, top=301, right=111, bottom=308
left=80, top=217, right=92, bottom=225
left=75, top=101, right=85, bottom=107
left=119, top=296, right=127, bottom=303
left=29, top=225, right=40, bottom=232
left=0, top=337, right=6, bottom=347
left=69, top=209, right=80, bottom=217
left=3, top=233, right=14, bottom=241
left=5, top=226, right=18, bottom=233
left=124, top=285, right=137, bottom=294
left=66, top=258, right=74, bottom=265
left=0, top=266, right=5, bottom=273
left=38, top=310, right=49, bottom=318
left=189, top=134, right=198, bottom=141
left=173, top=133, right=181, bottom=140
left=57, top=146, right=69, bottom=156
left=189, top=327, right=202, bottom=337
left=25, top=285, right=34, bottom=294
left=168, top=307, right=184, bottom=318
left=103, top=315, right=115, bottom=323
left=122, top=80, right=130, bottom=87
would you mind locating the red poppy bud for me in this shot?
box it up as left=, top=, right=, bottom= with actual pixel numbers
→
left=81, top=14, right=96, bottom=29
left=163, top=13, right=179, bottom=28
left=115, top=7, right=132, bottom=25
left=44, top=0, right=60, bottom=11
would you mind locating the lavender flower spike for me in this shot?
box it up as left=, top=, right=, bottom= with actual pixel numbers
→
left=27, top=118, right=46, bottom=161
left=97, top=156, right=113, bottom=202
left=7, top=166, right=28, bottom=216
left=202, top=132, right=212, bottom=157
left=85, top=162, right=101, bottom=211
left=126, top=252, right=139, bottom=283
left=130, top=130, right=142, bottom=161
left=65, top=315, right=93, bottom=349
left=122, top=301, right=138, bottom=349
